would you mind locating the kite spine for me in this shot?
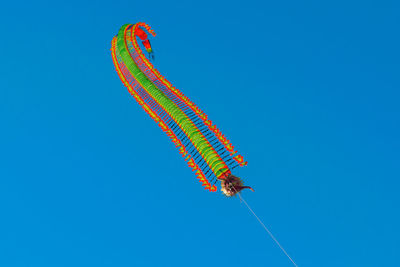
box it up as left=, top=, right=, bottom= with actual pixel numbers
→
left=116, top=24, right=230, bottom=179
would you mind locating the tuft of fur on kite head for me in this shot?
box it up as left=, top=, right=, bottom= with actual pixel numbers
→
left=220, top=174, right=254, bottom=197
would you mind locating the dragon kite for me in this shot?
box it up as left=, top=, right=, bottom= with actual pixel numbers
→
left=111, top=23, right=253, bottom=196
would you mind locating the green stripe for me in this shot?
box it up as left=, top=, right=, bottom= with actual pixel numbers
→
left=116, top=24, right=228, bottom=178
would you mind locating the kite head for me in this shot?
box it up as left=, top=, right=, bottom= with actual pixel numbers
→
left=220, top=174, right=254, bottom=197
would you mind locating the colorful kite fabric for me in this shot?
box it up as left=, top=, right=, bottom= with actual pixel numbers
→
left=111, top=23, right=252, bottom=196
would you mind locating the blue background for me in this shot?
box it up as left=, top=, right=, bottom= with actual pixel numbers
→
left=1, top=0, right=399, bottom=266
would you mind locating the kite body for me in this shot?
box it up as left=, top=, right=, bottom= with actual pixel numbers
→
left=111, top=23, right=252, bottom=196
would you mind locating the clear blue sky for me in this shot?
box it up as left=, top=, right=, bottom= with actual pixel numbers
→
left=1, top=0, right=399, bottom=266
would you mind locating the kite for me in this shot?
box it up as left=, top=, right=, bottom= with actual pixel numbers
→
left=111, top=22, right=253, bottom=196
left=110, top=23, right=299, bottom=267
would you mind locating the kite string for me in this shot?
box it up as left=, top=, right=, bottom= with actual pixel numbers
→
left=234, top=188, right=298, bottom=267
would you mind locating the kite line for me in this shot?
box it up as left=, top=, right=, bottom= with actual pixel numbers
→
left=236, top=190, right=298, bottom=267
